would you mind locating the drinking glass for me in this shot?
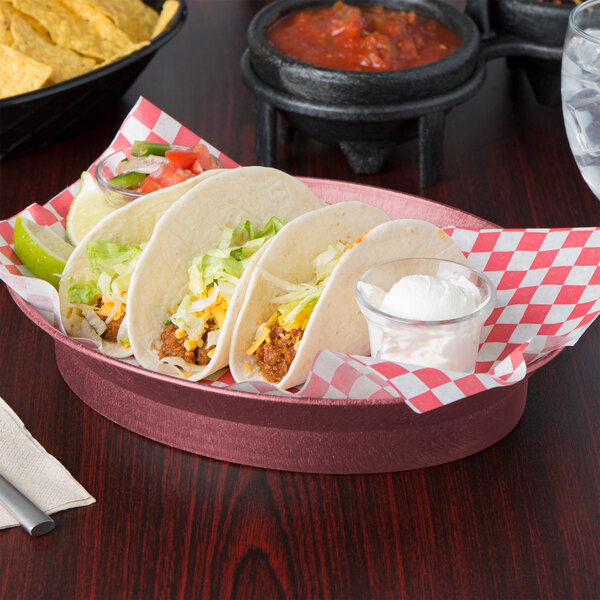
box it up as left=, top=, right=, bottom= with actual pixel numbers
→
left=562, top=0, right=600, bottom=200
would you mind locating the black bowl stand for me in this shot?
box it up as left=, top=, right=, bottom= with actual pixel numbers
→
left=241, top=50, right=487, bottom=187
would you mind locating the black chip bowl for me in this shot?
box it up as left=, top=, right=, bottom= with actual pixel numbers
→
left=0, top=0, right=187, bottom=161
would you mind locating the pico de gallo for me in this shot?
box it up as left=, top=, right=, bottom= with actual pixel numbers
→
left=109, top=141, right=221, bottom=194
left=266, top=1, right=460, bottom=72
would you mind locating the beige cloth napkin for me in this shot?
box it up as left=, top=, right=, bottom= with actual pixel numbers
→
left=0, top=395, right=95, bottom=530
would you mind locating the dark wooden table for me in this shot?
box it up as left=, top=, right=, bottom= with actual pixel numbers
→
left=1, top=2, right=599, bottom=598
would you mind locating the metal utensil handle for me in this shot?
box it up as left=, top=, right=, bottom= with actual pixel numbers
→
left=0, top=474, right=55, bottom=536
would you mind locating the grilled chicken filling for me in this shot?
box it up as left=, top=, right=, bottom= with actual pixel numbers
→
left=99, top=312, right=123, bottom=343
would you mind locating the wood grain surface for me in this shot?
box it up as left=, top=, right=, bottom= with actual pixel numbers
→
left=0, top=1, right=598, bottom=599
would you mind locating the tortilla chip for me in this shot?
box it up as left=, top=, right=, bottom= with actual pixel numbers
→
left=0, top=20, right=12, bottom=45
left=11, top=0, right=136, bottom=60
left=0, top=27, right=11, bottom=44
left=1, top=0, right=162, bottom=98
left=10, top=13, right=97, bottom=83
left=58, top=0, right=140, bottom=49
left=81, top=0, right=159, bottom=43
left=0, top=3, right=12, bottom=44
left=1, top=0, right=50, bottom=41
left=0, top=42, right=52, bottom=98
left=92, top=39, right=148, bottom=71
left=151, top=0, right=179, bottom=39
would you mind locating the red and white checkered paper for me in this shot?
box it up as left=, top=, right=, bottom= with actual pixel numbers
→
left=1, top=98, right=599, bottom=414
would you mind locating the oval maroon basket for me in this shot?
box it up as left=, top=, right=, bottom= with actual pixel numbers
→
left=10, top=179, right=559, bottom=473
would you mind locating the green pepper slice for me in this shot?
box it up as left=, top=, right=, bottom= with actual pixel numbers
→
left=131, top=141, right=171, bottom=157
left=109, top=171, right=148, bottom=189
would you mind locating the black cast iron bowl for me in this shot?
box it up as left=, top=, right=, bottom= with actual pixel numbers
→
left=488, top=0, right=572, bottom=47
left=0, top=0, right=187, bottom=161
left=478, top=0, right=571, bottom=106
left=247, top=0, right=481, bottom=106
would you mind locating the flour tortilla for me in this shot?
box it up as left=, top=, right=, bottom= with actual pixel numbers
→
left=126, top=166, right=325, bottom=380
left=229, top=208, right=467, bottom=389
left=58, top=169, right=220, bottom=357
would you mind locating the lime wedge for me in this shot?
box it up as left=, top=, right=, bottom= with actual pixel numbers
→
left=13, top=215, right=74, bottom=289
left=66, top=171, right=115, bottom=245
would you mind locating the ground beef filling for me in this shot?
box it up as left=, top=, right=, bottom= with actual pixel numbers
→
left=158, top=320, right=217, bottom=366
left=255, top=325, right=303, bottom=383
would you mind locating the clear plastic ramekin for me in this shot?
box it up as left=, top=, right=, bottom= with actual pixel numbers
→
left=94, top=146, right=222, bottom=208
left=355, top=257, right=496, bottom=373
left=94, top=148, right=146, bottom=208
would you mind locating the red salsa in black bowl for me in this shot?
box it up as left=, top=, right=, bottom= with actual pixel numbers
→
left=247, top=0, right=480, bottom=106
left=266, top=1, right=461, bottom=72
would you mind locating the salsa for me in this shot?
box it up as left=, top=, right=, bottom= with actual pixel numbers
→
left=110, top=141, right=221, bottom=194
left=266, top=1, right=460, bottom=72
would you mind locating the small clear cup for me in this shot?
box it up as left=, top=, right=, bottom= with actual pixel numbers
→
left=355, top=257, right=496, bottom=373
left=94, top=148, right=146, bottom=208
left=94, top=146, right=223, bottom=208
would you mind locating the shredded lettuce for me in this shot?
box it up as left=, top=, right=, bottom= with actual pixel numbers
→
left=262, top=241, right=348, bottom=332
left=86, top=241, right=142, bottom=273
left=168, top=216, right=286, bottom=342
left=67, top=240, right=144, bottom=307
left=68, top=280, right=100, bottom=305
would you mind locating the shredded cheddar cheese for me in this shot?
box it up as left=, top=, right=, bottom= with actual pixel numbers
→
left=247, top=325, right=271, bottom=355
left=96, top=294, right=126, bottom=324
left=247, top=312, right=278, bottom=355
left=347, top=231, right=369, bottom=250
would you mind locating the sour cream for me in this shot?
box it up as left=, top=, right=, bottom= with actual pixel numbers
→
left=380, top=274, right=481, bottom=322
left=357, top=264, right=495, bottom=373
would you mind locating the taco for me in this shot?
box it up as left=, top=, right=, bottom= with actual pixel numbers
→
left=126, top=166, right=325, bottom=380
left=228, top=204, right=467, bottom=389
left=58, top=168, right=222, bottom=357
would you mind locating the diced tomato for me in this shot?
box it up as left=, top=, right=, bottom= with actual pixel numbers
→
left=327, top=4, right=364, bottom=42
left=165, top=149, right=197, bottom=169
left=359, top=32, right=393, bottom=70
left=190, top=144, right=220, bottom=171
left=190, top=159, right=205, bottom=175
left=139, top=176, right=162, bottom=193
left=397, top=37, right=418, bottom=60
left=383, top=19, right=407, bottom=39
left=156, top=162, right=190, bottom=187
